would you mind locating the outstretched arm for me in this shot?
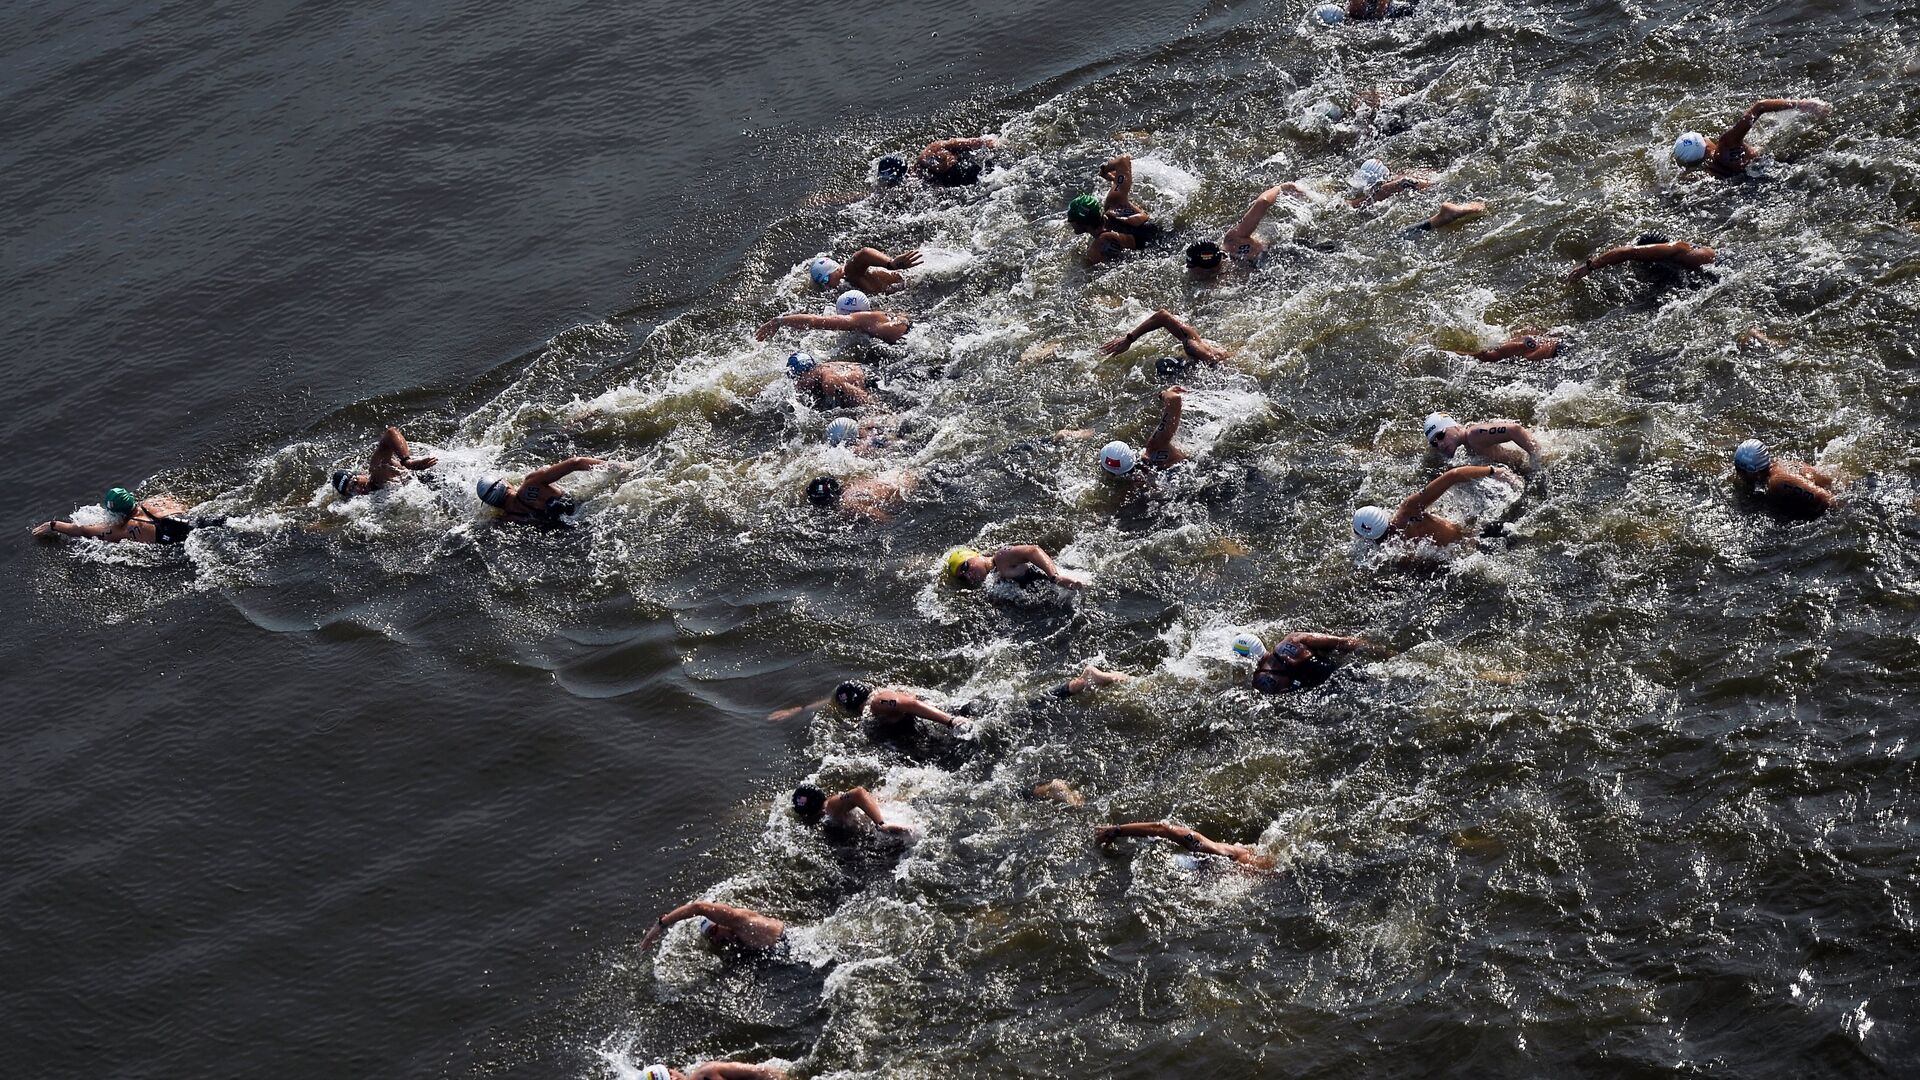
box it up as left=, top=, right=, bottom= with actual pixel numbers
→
left=1720, top=98, right=1830, bottom=148
left=31, top=519, right=113, bottom=540
left=639, top=901, right=738, bottom=950
left=1395, top=465, right=1503, bottom=521
left=1291, top=633, right=1374, bottom=654
left=755, top=313, right=862, bottom=340
left=768, top=696, right=831, bottom=723
left=1096, top=821, right=1241, bottom=859
left=1100, top=154, right=1135, bottom=211
left=522, top=456, right=607, bottom=488
left=1567, top=242, right=1711, bottom=281
left=686, top=1064, right=789, bottom=1080
left=1469, top=335, right=1558, bottom=362
left=1101, top=309, right=1197, bottom=355
left=925, top=136, right=995, bottom=156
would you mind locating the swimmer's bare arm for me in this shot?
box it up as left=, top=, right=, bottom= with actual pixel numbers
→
left=372, top=426, right=437, bottom=474
left=1145, top=386, right=1185, bottom=460
left=31, top=518, right=116, bottom=539
left=843, top=247, right=922, bottom=280
left=1471, top=421, right=1542, bottom=467
left=1060, top=665, right=1133, bottom=695
left=1721, top=98, right=1831, bottom=149
left=768, top=696, right=831, bottom=723
left=1468, top=335, right=1559, bottom=361
left=685, top=1064, right=789, bottom=1080
left=1224, top=186, right=1285, bottom=245
left=640, top=902, right=751, bottom=950
left=757, top=313, right=860, bottom=340
left=1291, top=633, right=1378, bottom=655
left=1567, top=243, right=1714, bottom=281
left=895, top=695, right=961, bottom=728
left=1771, top=469, right=1837, bottom=507
left=1100, top=154, right=1135, bottom=213
left=1393, top=465, right=1511, bottom=524
left=521, top=456, right=607, bottom=489
left=1101, top=310, right=1197, bottom=356
left=1095, top=821, right=1252, bottom=862
left=924, top=136, right=995, bottom=156
left=825, top=787, right=910, bottom=833
left=998, top=543, right=1087, bottom=588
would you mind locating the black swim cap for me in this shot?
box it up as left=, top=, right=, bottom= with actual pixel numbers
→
left=1186, top=241, right=1223, bottom=269
left=791, top=784, right=827, bottom=823
left=1637, top=232, right=1671, bottom=246
left=834, top=680, right=874, bottom=711
left=807, top=476, right=843, bottom=507
left=1155, top=356, right=1193, bottom=380
left=877, top=156, right=908, bottom=186
left=331, top=470, right=354, bottom=497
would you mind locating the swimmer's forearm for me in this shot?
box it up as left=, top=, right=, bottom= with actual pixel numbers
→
left=906, top=699, right=957, bottom=726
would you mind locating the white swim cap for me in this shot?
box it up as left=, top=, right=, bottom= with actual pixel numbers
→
left=1349, top=158, right=1388, bottom=189
left=1231, top=632, right=1264, bottom=659
left=1423, top=412, right=1458, bottom=445
left=1353, top=505, right=1391, bottom=540
left=1673, top=131, right=1708, bottom=165
left=641, top=1066, right=672, bottom=1080
left=1734, top=439, right=1772, bottom=473
left=826, top=417, right=859, bottom=445
left=808, top=257, right=840, bottom=287
left=835, top=290, right=871, bottom=315
left=1098, top=441, right=1137, bottom=476
left=1314, top=3, right=1346, bottom=24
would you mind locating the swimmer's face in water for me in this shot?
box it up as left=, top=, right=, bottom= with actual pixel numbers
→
left=958, top=555, right=992, bottom=586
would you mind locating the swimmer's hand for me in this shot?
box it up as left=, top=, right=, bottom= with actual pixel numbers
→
left=1565, top=261, right=1593, bottom=284
left=639, top=920, right=667, bottom=951
left=404, top=455, right=439, bottom=471
left=1794, top=99, right=1832, bottom=118
left=31, top=521, right=58, bottom=539
left=1094, top=826, right=1120, bottom=845
left=890, top=249, right=924, bottom=271
left=1491, top=465, right=1525, bottom=489
left=879, top=822, right=915, bottom=837
left=1100, top=335, right=1134, bottom=357
left=754, top=317, right=785, bottom=342
left=1054, top=428, right=1096, bottom=442
left=1160, top=385, right=1185, bottom=403
left=1054, top=570, right=1090, bottom=589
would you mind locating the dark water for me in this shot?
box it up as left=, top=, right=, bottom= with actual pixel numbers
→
left=6, top=0, right=1920, bottom=1077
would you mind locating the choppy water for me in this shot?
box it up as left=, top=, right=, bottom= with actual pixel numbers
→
left=7, top=1, right=1920, bottom=1077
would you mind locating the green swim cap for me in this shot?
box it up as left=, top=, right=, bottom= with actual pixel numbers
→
left=1067, top=194, right=1102, bottom=223
left=102, top=487, right=136, bottom=516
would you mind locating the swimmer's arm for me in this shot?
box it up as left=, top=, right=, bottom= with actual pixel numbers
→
left=685, top=1065, right=789, bottom=1080
left=759, top=313, right=862, bottom=339
left=1100, top=154, right=1135, bottom=211
left=1505, top=425, right=1543, bottom=467
left=1396, top=465, right=1495, bottom=520
left=639, top=901, right=734, bottom=949
left=522, top=456, right=606, bottom=488
left=925, top=136, right=995, bottom=155
left=1225, top=186, right=1285, bottom=243
left=1096, top=821, right=1188, bottom=845
left=1145, top=387, right=1185, bottom=456
left=828, top=787, right=907, bottom=832
left=1570, top=244, right=1701, bottom=280
left=768, top=696, right=831, bottom=722
left=1467, top=338, right=1533, bottom=361
left=33, top=519, right=114, bottom=539
left=1725, top=99, right=1828, bottom=148
left=1292, top=633, right=1370, bottom=654
left=898, top=696, right=960, bottom=728
left=1774, top=470, right=1837, bottom=507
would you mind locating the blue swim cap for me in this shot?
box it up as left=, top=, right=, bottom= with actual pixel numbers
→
left=1733, top=439, right=1772, bottom=474
left=1314, top=3, right=1346, bottom=24
left=476, top=477, right=510, bottom=508
left=787, top=352, right=817, bottom=376
left=826, top=417, right=859, bottom=444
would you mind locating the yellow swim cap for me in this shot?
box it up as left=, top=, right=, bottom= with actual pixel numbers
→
left=942, top=547, right=981, bottom=579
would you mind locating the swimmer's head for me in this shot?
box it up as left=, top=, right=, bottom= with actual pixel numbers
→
left=1733, top=438, right=1773, bottom=476
left=640, top=1066, right=672, bottom=1080
left=1098, top=441, right=1137, bottom=476
left=876, top=156, right=908, bottom=186
left=1423, top=412, right=1461, bottom=449
left=102, top=487, right=136, bottom=517
left=786, top=351, right=818, bottom=377
left=331, top=470, right=366, bottom=498
left=791, top=783, right=827, bottom=824
left=1186, top=241, right=1224, bottom=276
left=942, top=545, right=989, bottom=585
left=1636, top=232, right=1671, bottom=246
left=835, top=290, right=871, bottom=315
left=806, top=476, right=843, bottom=507
left=1154, top=356, right=1191, bottom=380
left=1314, top=3, right=1347, bottom=23
left=476, top=477, right=511, bottom=508
left=834, top=680, right=873, bottom=711
left=1231, top=632, right=1264, bottom=659
left=826, top=417, right=859, bottom=445
left=1349, top=158, right=1388, bottom=190
left=1067, top=194, right=1104, bottom=233
left=1672, top=132, right=1708, bottom=166
left=808, top=257, right=840, bottom=288
left=1353, top=505, right=1391, bottom=541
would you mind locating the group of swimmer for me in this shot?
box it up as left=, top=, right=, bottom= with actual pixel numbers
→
left=26, top=51, right=1845, bottom=1075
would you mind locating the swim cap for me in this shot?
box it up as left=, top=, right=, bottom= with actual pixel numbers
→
left=808, top=257, right=840, bottom=287
left=1186, top=241, right=1223, bottom=270
left=1231, top=632, right=1264, bottom=659
left=476, top=477, right=510, bottom=508
left=331, top=470, right=355, bottom=497
left=792, top=784, right=827, bottom=822
left=1349, top=158, right=1388, bottom=190
left=1353, top=505, right=1391, bottom=540
left=1154, top=356, right=1192, bottom=380
left=1672, top=132, right=1708, bottom=165
left=1067, top=194, right=1103, bottom=224
left=786, top=351, right=817, bottom=377
left=806, top=476, right=843, bottom=507
left=1423, top=412, right=1458, bottom=445
left=834, top=680, right=874, bottom=711
left=1734, top=439, right=1772, bottom=474
left=835, top=290, right=871, bottom=315
left=102, top=487, right=136, bottom=516
left=877, top=156, right=908, bottom=185
left=1314, top=3, right=1346, bottom=24
left=640, top=1066, right=672, bottom=1080
left=1099, top=441, right=1136, bottom=476
left=942, top=546, right=981, bottom=579
left=826, top=417, right=859, bottom=444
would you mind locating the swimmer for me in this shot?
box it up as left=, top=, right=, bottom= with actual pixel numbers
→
left=1099, top=386, right=1189, bottom=478
left=1732, top=438, right=1835, bottom=517
left=790, top=783, right=913, bottom=836
left=1344, top=0, right=1417, bottom=20
left=1189, top=184, right=1310, bottom=277
left=1671, top=98, right=1831, bottom=178
left=783, top=352, right=871, bottom=408
left=805, top=473, right=916, bottom=522
left=1094, top=820, right=1275, bottom=871
left=769, top=681, right=970, bottom=732
left=32, top=487, right=227, bottom=544
left=1423, top=412, right=1543, bottom=470
left=1101, top=310, right=1230, bottom=365
left=473, top=456, right=615, bottom=527
left=1348, top=158, right=1433, bottom=206
left=639, top=901, right=785, bottom=952
left=1352, top=464, right=1526, bottom=548
left=1251, top=632, right=1390, bottom=693
left=1403, top=200, right=1488, bottom=237
left=1066, top=154, right=1158, bottom=266
left=1038, top=663, right=1133, bottom=701
left=330, top=426, right=438, bottom=499
left=1462, top=333, right=1562, bottom=362
left=942, top=543, right=1089, bottom=589
left=755, top=294, right=912, bottom=345
left=878, top=135, right=998, bottom=187
left=824, top=413, right=904, bottom=454
left=634, top=1061, right=788, bottom=1080
left=1566, top=237, right=1715, bottom=282
left=807, top=247, right=922, bottom=295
